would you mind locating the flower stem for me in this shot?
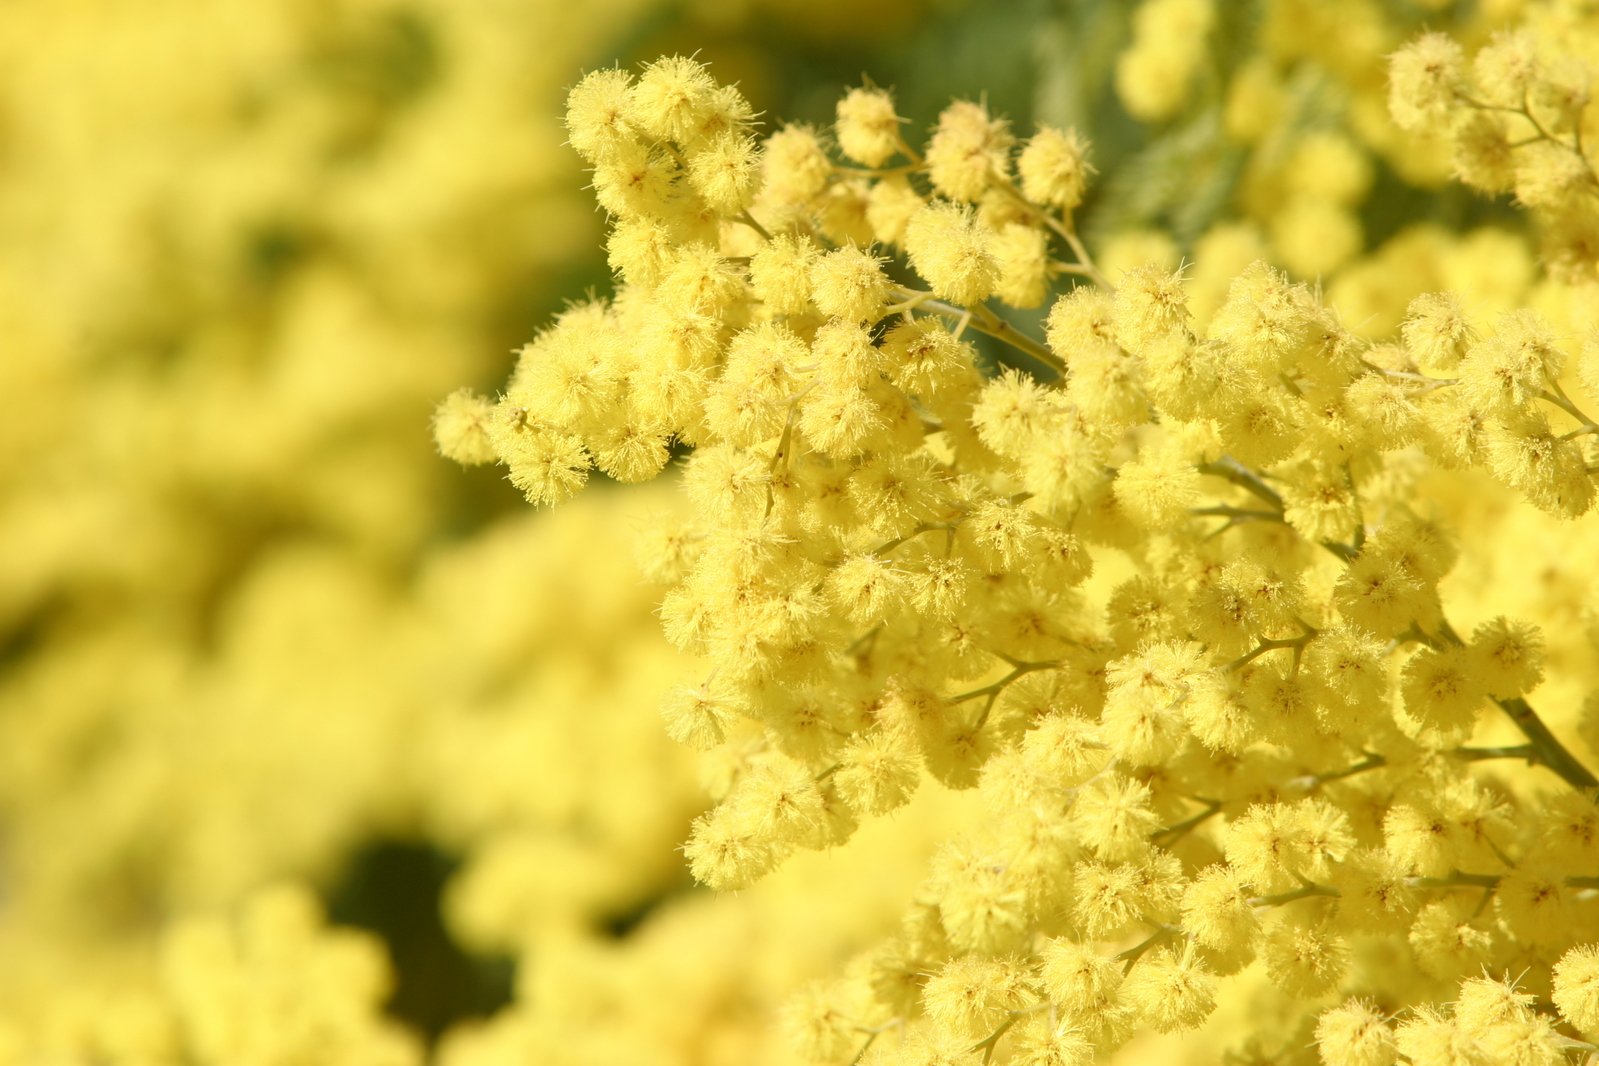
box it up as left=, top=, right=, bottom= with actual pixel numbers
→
left=1198, top=457, right=1285, bottom=511
left=893, top=289, right=1064, bottom=376
left=1433, top=623, right=1599, bottom=792
left=1151, top=800, right=1222, bottom=846
left=1251, top=882, right=1338, bottom=907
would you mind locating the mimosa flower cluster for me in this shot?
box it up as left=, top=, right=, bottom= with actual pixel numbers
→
left=440, top=20, right=1599, bottom=1065
left=1391, top=17, right=1599, bottom=281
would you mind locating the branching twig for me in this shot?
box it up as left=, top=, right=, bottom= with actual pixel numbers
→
left=892, top=288, right=1064, bottom=375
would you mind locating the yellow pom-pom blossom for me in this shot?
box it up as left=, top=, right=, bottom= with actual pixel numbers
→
left=432, top=388, right=500, bottom=466
left=811, top=245, right=890, bottom=323
left=925, top=99, right=1014, bottom=202
left=904, top=199, right=999, bottom=305
left=1121, top=943, right=1216, bottom=1032
left=1018, top=126, right=1093, bottom=212
left=1114, top=0, right=1215, bottom=123
left=566, top=67, right=636, bottom=163
left=1388, top=33, right=1466, bottom=133
left=1554, top=944, right=1599, bottom=1034
left=1315, top=998, right=1396, bottom=1066
left=836, top=86, right=904, bottom=168
left=626, top=55, right=719, bottom=143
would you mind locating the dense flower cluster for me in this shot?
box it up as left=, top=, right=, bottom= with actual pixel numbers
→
left=442, top=8, right=1599, bottom=1062
left=1391, top=13, right=1599, bottom=279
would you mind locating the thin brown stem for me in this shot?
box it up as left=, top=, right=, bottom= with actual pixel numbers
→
left=831, top=163, right=920, bottom=179
left=1116, top=927, right=1175, bottom=971
left=1374, top=366, right=1458, bottom=393
left=1542, top=383, right=1599, bottom=436
left=1311, top=752, right=1388, bottom=786
left=990, top=180, right=1110, bottom=289
left=1251, top=882, right=1338, bottom=907
left=1151, top=800, right=1222, bottom=846
left=971, top=1015, right=1019, bottom=1065
left=1059, top=226, right=1108, bottom=290
left=737, top=208, right=772, bottom=241
left=1191, top=505, right=1284, bottom=522
left=948, top=660, right=1058, bottom=705
left=1455, top=743, right=1538, bottom=763
left=892, top=135, right=925, bottom=167
left=872, top=523, right=955, bottom=557
left=1225, top=629, right=1317, bottom=672
left=894, top=288, right=1064, bottom=374
left=1493, top=695, right=1599, bottom=791
left=1407, top=872, right=1501, bottom=891
left=1198, top=457, right=1285, bottom=511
